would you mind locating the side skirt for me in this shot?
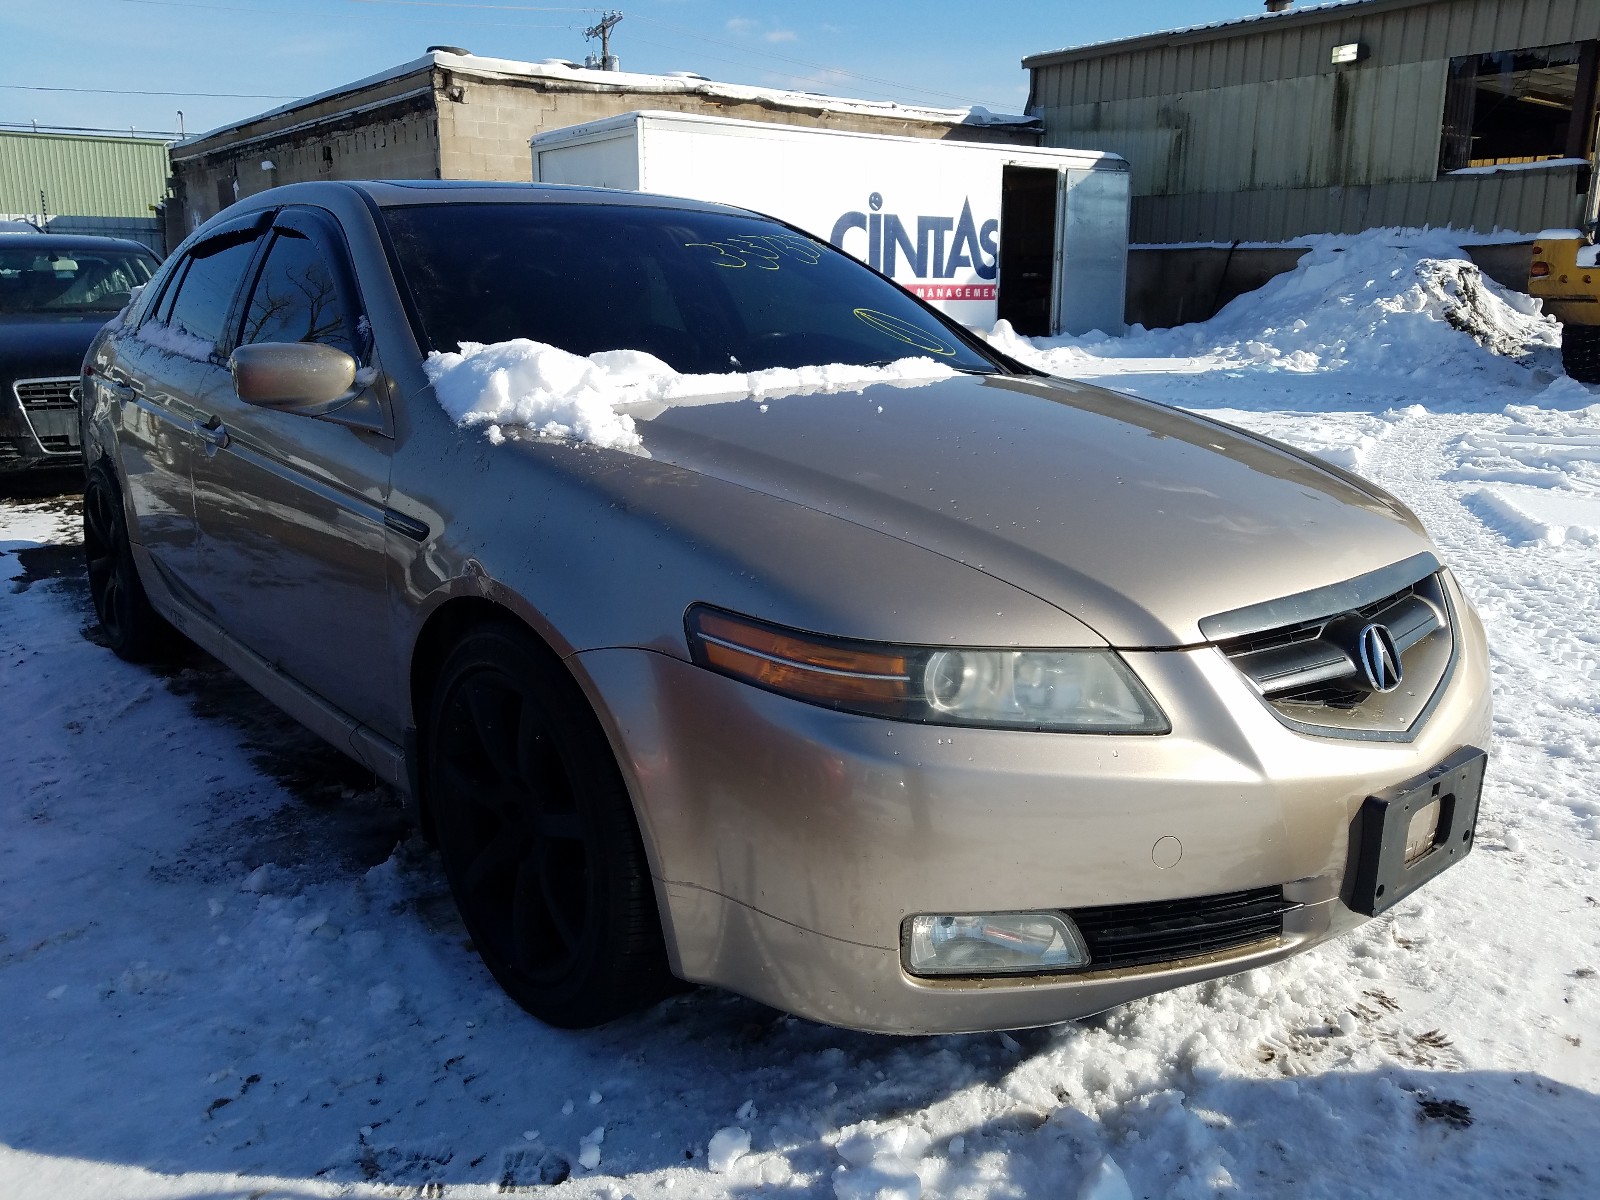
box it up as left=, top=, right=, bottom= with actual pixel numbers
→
left=130, top=542, right=412, bottom=797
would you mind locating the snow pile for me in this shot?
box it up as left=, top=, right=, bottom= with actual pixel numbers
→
left=990, top=228, right=1560, bottom=385
left=423, top=339, right=957, bottom=453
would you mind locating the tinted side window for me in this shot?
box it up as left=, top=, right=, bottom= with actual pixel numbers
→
left=149, top=256, right=190, bottom=325
left=239, top=230, right=357, bottom=356
left=162, top=236, right=260, bottom=352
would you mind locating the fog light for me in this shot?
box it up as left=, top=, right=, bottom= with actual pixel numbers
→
left=904, top=912, right=1089, bottom=977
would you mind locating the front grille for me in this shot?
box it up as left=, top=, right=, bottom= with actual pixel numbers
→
left=14, top=377, right=78, bottom=410
left=1203, top=555, right=1458, bottom=737
left=1070, top=886, right=1297, bottom=969
left=1217, top=574, right=1447, bottom=706
left=35, top=434, right=75, bottom=453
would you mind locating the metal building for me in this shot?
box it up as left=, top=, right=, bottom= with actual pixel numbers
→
left=0, top=132, right=170, bottom=253
left=1025, top=0, right=1600, bottom=246
left=168, top=49, right=1039, bottom=240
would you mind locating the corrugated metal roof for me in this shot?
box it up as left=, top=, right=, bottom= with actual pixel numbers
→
left=1024, top=0, right=1434, bottom=67
left=0, top=132, right=170, bottom=219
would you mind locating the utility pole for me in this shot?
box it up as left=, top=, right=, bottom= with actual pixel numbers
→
left=584, top=10, right=622, bottom=68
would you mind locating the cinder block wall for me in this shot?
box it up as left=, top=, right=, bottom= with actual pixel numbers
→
left=170, top=63, right=1036, bottom=234
left=435, top=76, right=1033, bottom=182
left=171, top=106, right=441, bottom=234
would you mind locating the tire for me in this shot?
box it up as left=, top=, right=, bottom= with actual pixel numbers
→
left=1561, top=323, right=1600, bottom=384
left=83, top=466, right=178, bottom=663
left=424, top=623, right=672, bottom=1028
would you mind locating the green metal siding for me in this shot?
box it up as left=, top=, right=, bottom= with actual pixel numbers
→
left=0, top=132, right=170, bottom=219
left=1029, top=0, right=1600, bottom=242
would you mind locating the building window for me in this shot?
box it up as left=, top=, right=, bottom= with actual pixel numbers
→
left=1440, top=41, right=1599, bottom=172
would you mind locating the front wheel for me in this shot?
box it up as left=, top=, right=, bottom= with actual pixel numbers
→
left=1560, top=323, right=1600, bottom=384
left=83, top=466, right=177, bottom=662
left=424, top=623, right=673, bottom=1028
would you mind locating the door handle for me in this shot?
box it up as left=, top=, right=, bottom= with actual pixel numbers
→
left=195, top=418, right=230, bottom=450
left=99, top=370, right=135, bottom=402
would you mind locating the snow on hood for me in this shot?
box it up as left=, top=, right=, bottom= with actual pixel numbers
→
left=989, top=227, right=1560, bottom=384
left=422, top=339, right=957, bottom=455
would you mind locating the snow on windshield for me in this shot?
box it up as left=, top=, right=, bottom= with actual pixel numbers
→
left=423, top=338, right=957, bottom=455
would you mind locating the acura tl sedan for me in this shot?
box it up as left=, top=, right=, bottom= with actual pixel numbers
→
left=80, top=181, right=1490, bottom=1034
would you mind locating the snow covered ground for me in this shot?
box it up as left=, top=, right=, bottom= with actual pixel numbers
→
left=2, top=231, right=1598, bottom=1198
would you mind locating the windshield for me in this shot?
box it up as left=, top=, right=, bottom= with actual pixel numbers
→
left=384, top=202, right=1002, bottom=376
left=0, top=246, right=156, bottom=315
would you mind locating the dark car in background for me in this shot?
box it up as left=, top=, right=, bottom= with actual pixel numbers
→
left=1, top=233, right=159, bottom=473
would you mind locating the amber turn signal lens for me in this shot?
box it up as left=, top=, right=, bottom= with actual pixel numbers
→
left=689, top=608, right=910, bottom=706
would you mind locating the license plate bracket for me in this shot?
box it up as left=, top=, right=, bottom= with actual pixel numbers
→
left=1345, top=745, right=1486, bottom=917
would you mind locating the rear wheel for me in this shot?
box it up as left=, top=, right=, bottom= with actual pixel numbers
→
left=424, top=623, right=672, bottom=1028
left=1560, top=323, right=1600, bottom=384
left=83, top=466, right=177, bottom=662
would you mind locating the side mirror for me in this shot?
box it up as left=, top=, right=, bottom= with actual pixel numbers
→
left=230, top=342, right=357, bottom=411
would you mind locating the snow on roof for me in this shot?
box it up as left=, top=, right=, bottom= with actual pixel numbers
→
left=1024, top=0, right=1387, bottom=65
left=175, top=49, right=1032, bottom=152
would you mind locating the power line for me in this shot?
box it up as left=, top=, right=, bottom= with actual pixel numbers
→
left=249, top=0, right=995, bottom=108
left=347, top=0, right=595, bottom=10
left=111, top=0, right=572, bottom=27
left=88, top=0, right=1006, bottom=112
left=1, top=84, right=298, bottom=99
left=0, top=121, right=181, bottom=137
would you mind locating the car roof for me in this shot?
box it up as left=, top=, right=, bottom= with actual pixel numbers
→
left=235, top=179, right=753, bottom=219
left=0, top=232, right=161, bottom=256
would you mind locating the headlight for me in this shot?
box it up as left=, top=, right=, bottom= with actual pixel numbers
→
left=685, top=605, right=1168, bottom=733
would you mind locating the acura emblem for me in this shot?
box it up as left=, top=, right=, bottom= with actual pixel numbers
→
left=1357, top=623, right=1403, bottom=693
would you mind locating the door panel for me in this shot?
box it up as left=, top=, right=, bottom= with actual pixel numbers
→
left=108, top=333, right=205, bottom=591
left=1055, top=168, right=1130, bottom=338
left=189, top=209, right=396, bottom=734
left=191, top=401, right=393, bottom=731
left=109, top=220, right=267, bottom=597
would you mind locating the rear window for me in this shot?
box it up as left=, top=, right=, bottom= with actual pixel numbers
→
left=0, top=245, right=156, bottom=315
left=383, top=202, right=999, bottom=376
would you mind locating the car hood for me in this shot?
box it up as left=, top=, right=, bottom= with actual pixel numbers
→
left=625, top=372, right=1434, bottom=647
left=0, top=312, right=112, bottom=378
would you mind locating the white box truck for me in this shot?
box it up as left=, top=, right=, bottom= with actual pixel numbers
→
left=530, top=111, right=1131, bottom=337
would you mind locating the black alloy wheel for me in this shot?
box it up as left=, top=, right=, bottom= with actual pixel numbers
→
left=425, top=624, right=671, bottom=1028
left=83, top=465, right=176, bottom=662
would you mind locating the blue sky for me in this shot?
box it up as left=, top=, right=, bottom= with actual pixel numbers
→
left=4, top=0, right=1265, bottom=139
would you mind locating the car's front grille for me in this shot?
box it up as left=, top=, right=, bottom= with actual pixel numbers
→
left=34, top=434, right=75, bottom=453
left=14, top=377, right=78, bottom=410
left=1069, top=886, right=1298, bottom=969
left=1217, top=575, right=1447, bottom=706
left=1203, top=554, right=1456, bottom=738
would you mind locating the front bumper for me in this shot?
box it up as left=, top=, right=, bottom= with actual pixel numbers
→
left=574, top=589, right=1492, bottom=1034
left=1, top=377, right=83, bottom=472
